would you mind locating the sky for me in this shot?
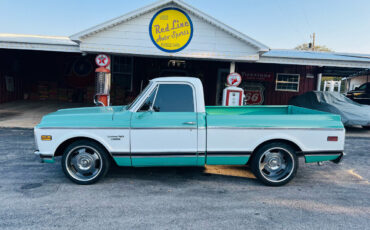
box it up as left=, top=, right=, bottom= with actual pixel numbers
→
left=0, top=0, right=369, bottom=53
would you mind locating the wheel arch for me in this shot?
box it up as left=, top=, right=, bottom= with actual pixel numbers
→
left=54, top=137, right=111, bottom=159
left=250, top=138, right=303, bottom=160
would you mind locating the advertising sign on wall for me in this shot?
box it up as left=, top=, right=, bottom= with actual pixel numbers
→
left=149, top=8, right=193, bottom=52
left=240, top=72, right=274, bottom=82
left=244, top=83, right=265, bottom=105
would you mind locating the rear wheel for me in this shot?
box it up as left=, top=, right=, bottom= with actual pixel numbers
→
left=251, top=142, right=298, bottom=186
left=62, top=140, right=110, bottom=185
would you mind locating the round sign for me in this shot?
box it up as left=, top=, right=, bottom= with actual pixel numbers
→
left=226, top=73, right=242, bottom=86
left=73, top=57, right=93, bottom=77
left=149, top=7, right=193, bottom=53
left=95, top=54, right=110, bottom=67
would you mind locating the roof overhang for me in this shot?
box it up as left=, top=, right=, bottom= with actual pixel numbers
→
left=0, top=34, right=80, bottom=53
left=259, top=49, right=370, bottom=69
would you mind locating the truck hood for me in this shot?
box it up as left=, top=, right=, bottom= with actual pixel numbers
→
left=36, top=105, right=128, bottom=128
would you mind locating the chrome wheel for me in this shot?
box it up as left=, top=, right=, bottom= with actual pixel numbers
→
left=65, top=146, right=103, bottom=182
left=258, top=147, right=294, bottom=183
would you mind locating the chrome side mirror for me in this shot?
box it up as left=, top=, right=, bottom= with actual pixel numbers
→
left=148, top=107, right=155, bottom=112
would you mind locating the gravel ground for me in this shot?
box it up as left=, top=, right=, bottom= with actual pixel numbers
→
left=0, top=128, right=369, bottom=230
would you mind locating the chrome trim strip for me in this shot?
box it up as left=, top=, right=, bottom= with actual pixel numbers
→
left=38, top=127, right=197, bottom=130
left=39, top=126, right=343, bottom=131
left=112, top=152, right=198, bottom=157
left=299, top=151, right=344, bottom=155
left=39, top=127, right=129, bottom=129
left=207, top=127, right=344, bottom=131
left=207, top=151, right=252, bottom=155
left=206, top=155, right=251, bottom=157
left=304, top=154, right=341, bottom=157
left=131, top=155, right=197, bottom=158
left=132, top=127, right=197, bottom=130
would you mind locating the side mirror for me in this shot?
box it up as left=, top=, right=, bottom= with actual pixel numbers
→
left=137, top=108, right=153, bottom=119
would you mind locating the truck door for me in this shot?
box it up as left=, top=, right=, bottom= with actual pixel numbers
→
left=130, top=83, right=198, bottom=166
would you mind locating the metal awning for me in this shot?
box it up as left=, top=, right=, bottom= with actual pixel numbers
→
left=259, top=49, right=370, bottom=69
left=0, top=33, right=80, bottom=53
left=322, top=67, right=368, bottom=77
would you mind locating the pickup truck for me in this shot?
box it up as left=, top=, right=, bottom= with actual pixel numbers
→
left=34, top=77, right=345, bottom=186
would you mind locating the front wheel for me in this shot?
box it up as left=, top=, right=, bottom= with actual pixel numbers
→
left=62, top=140, right=110, bottom=185
left=251, top=142, right=298, bottom=186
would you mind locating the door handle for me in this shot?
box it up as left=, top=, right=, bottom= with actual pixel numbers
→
left=183, top=121, right=196, bottom=125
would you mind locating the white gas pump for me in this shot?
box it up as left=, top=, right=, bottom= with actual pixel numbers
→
left=222, top=72, right=245, bottom=106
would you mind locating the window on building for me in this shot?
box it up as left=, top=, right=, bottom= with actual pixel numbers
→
left=152, top=84, right=194, bottom=112
left=112, top=56, right=133, bottom=91
left=275, top=74, right=300, bottom=92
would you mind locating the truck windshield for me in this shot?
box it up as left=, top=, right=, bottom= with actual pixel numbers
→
left=127, top=82, right=153, bottom=110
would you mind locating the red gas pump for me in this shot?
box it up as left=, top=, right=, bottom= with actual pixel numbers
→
left=94, top=54, right=111, bottom=106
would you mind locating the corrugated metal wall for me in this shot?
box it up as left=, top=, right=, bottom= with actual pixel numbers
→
left=236, top=63, right=318, bottom=105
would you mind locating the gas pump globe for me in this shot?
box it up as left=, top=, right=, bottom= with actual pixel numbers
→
left=94, top=54, right=111, bottom=106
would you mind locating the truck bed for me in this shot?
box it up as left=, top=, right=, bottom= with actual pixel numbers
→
left=205, top=105, right=343, bottom=129
left=205, top=105, right=345, bottom=164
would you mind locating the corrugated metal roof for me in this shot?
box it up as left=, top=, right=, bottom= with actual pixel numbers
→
left=259, top=49, right=370, bottom=68
left=0, top=34, right=77, bottom=46
left=0, top=33, right=80, bottom=53
left=262, top=49, right=370, bottom=62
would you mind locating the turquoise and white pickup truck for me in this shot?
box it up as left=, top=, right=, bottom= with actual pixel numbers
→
left=34, top=77, right=345, bottom=186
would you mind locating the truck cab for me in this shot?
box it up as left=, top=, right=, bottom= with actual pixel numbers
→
left=346, top=82, right=370, bottom=105
left=127, top=77, right=206, bottom=166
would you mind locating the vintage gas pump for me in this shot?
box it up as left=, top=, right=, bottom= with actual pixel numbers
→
left=94, top=54, right=111, bottom=106
left=222, top=72, right=245, bottom=106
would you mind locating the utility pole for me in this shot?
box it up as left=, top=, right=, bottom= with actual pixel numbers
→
left=312, top=32, right=315, bottom=51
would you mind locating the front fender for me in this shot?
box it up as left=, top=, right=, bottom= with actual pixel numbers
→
left=34, top=128, right=130, bottom=157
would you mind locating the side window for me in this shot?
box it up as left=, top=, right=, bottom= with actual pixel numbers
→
left=358, top=84, right=367, bottom=90
left=153, top=84, right=195, bottom=112
left=138, top=87, right=157, bottom=111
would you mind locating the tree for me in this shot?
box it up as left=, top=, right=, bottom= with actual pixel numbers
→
left=295, top=43, right=333, bottom=52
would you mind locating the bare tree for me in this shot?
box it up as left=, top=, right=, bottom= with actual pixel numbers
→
left=295, top=43, right=333, bottom=52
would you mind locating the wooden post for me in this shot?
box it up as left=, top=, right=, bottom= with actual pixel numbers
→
left=316, top=73, right=322, bottom=91
left=230, top=62, right=235, bottom=73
